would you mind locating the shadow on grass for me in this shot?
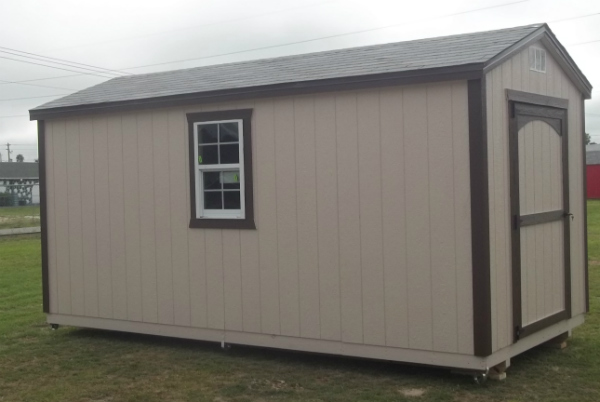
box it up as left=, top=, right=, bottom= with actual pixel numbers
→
left=65, top=327, right=465, bottom=382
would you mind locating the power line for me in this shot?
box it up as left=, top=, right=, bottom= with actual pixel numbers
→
left=0, top=78, right=78, bottom=91
left=0, top=94, right=68, bottom=102
left=547, top=12, right=600, bottom=24
left=568, top=38, right=600, bottom=47
left=0, top=73, right=101, bottom=87
left=0, top=114, right=28, bottom=118
left=0, top=46, right=131, bottom=76
left=0, top=47, right=129, bottom=77
left=0, top=55, right=116, bottom=79
left=52, top=0, right=339, bottom=52
left=122, top=0, right=533, bottom=71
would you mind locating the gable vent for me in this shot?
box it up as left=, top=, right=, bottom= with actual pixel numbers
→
left=530, top=47, right=546, bottom=73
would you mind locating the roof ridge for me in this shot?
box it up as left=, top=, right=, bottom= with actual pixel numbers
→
left=116, top=23, right=542, bottom=81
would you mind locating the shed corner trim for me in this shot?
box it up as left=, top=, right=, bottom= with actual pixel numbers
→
left=468, top=78, right=493, bottom=357
left=37, top=119, right=50, bottom=314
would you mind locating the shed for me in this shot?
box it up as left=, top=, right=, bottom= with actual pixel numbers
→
left=587, top=144, right=600, bottom=199
left=29, top=23, right=591, bottom=376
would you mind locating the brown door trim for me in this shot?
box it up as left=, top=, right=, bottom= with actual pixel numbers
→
left=508, top=92, right=571, bottom=342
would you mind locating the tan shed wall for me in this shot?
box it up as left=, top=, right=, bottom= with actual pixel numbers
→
left=485, top=43, right=586, bottom=352
left=44, top=81, right=473, bottom=355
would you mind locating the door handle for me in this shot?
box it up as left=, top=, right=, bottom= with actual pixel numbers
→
left=564, top=212, right=574, bottom=221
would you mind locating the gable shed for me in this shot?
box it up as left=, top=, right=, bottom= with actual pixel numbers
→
left=29, top=23, right=591, bottom=376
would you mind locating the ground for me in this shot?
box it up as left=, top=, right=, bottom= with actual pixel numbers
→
left=0, top=205, right=40, bottom=229
left=0, top=202, right=598, bottom=401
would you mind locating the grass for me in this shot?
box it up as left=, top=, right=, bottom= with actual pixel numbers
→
left=0, top=202, right=599, bottom=401
left=0, top=205, right=40, bottom=230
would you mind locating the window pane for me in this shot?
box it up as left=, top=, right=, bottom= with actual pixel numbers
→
left=198, top=145, right=218, bottom=165
left=224, top=191, right=241, bottom=209
left=220, top=123, right=239, bottom=142
left=199, top=124, right=218, bottom=143
left=222, top=170, right=240, bottom=189
left=220, top=144, right=239, bottom=164
left=204, top=191, right=222, bottom=209
left=203, top=171, right=221, bottom=190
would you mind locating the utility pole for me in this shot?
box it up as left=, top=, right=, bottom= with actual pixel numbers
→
left=5, top=143, right=12, bottom=162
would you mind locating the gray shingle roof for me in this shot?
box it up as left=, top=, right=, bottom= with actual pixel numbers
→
left=33, top=24, right=542, bottom=111
left=0, top=162, right=39, bottom=179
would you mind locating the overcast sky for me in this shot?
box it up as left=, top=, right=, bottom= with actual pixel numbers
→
left=0, top=0, right=599, bottom=162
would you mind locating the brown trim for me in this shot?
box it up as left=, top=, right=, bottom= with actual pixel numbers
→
left=519, top=210, right=564, bottom=227
left=582, top=96, right=589, bottom=312
left=507, top=89, right=569, bottom=110
left=509, top=93, right=571, bottom=342
left=187, top=109, right=255, bottom=230
left=468, top=78, right=492, bottom=357
left=29, top=64, right=484, bottom=121
left=518, top=310, right=570, bottom=339
left=38, top=120, right=50, bottom=313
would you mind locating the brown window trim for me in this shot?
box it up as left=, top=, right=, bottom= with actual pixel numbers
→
left=187, top=109, right=255, bottom=230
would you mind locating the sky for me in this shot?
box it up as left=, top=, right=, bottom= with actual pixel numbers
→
left=0, top=0, right=599, bottom=163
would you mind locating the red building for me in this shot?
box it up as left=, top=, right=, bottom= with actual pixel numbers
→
left=587, top=145, right=600, bottom=199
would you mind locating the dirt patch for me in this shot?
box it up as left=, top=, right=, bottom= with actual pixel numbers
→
left=590, top=260, right=600, bottom=266
left=399, top=388, right=426, bottom=397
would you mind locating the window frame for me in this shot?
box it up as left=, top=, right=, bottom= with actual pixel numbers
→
left=529, top=47, right=546, bottom=73
left=187, top=109, right=255, bottom=229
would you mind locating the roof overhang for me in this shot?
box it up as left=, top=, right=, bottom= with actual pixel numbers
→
left=484, top=24, right=592, bottom=99
left=29, top=63, right=484, bottom=121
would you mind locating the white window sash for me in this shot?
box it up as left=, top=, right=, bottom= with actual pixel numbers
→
left=193, top=119, right=245, bottom=219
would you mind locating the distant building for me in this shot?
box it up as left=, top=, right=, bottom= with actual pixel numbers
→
left=0, top=162, right=39, bottom=205
left=587, top=144, right=600, bottom=199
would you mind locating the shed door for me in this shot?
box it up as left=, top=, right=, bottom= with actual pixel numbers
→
left=509, top=102, right=571, bottom=342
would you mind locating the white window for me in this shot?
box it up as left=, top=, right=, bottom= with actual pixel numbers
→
left=529, top=47, right=546, bottom=73
left=193, top=119, right=245, bottom=219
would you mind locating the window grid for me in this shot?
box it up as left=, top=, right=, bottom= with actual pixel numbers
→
left=194, top=119, right=245, bottom=219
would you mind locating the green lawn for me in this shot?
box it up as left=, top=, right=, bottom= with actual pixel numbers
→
left=0, top=202, right=599, bottom=401
left=0, top=205, right=40, bottom=229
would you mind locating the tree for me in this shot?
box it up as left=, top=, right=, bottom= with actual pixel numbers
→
left=585, top=133, right=591, bottom=146
left=16, top=154, right=24, bottom=162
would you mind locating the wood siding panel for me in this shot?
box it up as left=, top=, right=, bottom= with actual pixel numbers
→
left=380, top=88, right=408, bottom=348
left=314, top=94, right=341, bottom=342
left=152, top=112, right=174, bottom=325
left=137, top=112, right=158, bottom=323
left=107, top=115, right=128, bottom=321
left=78, top=117, right=99, bottom=317
left=427, top=84, right=458, bottom=353
left=294, top=96, right=320, bottom=340
left=92, top=117, right=112, bottom=319
left=255, top=100, right=280, bottom=335
left=65, top=119, right=84, bottom=316
left=52, top=121, right=71, bottom=315
left=223, top=230, right=243, bottom=331
left=486, top=43, right=586, bottom=351
left=274, top=99, right=300, bottom=337
left=168, top=110, right=191, bottom=327
left=336, top=92, right=363, bottom=344
left=357, top=91, right=385, bottom=346
left=403, top=86, right=433, bottom=351
left=205, top=229, right=225, bottom=329
left=122, top=113, right=143, bottom=322
left=45, top=83, right=473, bottom=355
